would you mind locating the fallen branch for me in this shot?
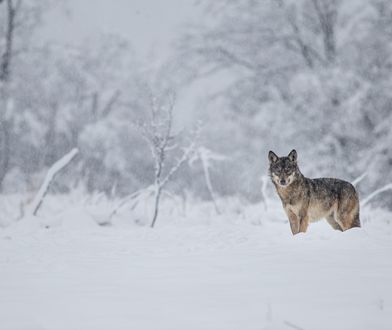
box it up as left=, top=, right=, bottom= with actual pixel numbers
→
left=260, top=175, right=269, bottom=211
left=284, top=320, right=305, bottom=330
left=28, top=148, right=79, bottom=216
left=361, top=183, right=392, bottom=208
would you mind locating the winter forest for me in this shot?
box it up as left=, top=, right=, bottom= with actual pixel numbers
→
left=1, top=1, right=392, bottom=329
left=1, top=0, right=392, bottom=212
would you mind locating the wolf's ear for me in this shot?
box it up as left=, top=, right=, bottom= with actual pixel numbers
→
left=268, top=151, right=279, bottom=164
left=288, top=149, right=297, bottom=162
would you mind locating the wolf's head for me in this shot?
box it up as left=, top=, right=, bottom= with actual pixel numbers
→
left=268, top=149, right=300, bottom=188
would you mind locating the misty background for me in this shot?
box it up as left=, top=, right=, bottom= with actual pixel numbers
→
left=1, top=0, right=392, bottom=211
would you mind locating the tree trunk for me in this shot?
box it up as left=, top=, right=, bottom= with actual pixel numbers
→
left=43, top=104, right=59, bottom=166
left=150, top=184, right=162, bottom=228
left=0, top=0, right=16, bottom=189
left=312, top=0, right=337, bottom=64
left=323, top=21, right=336, bottom=63
left=0, top=119, right=10, bottom=188
left=0, top=0, right=16, bottom=82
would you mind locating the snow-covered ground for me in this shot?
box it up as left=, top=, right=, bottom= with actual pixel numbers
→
left=1, top=198, right=392, bottom=330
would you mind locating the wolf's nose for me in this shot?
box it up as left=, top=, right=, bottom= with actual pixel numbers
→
left=280, top=179, right=286, bottom=185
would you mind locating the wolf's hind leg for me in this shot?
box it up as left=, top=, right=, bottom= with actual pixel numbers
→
left=351, top=213, right=361, bottom=228
left=334, top=213, right=348, bottom=231
left=326, top=215, right=343, bottom=231
left=336, top=197, right=361, bottom=230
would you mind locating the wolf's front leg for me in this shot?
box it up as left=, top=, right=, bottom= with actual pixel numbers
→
left=299, top=216, right=309, bottom=233
left=298, top=209, right=309, bottom=233
left=287, top=210, right=300, bottom=235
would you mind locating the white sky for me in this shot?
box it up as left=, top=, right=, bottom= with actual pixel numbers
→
left=42, top=0, right=199, bottom=57
left=40, top=1, right=227, bottom=127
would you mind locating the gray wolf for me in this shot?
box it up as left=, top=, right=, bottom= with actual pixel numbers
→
left=268, top=149, right=361, bottom=235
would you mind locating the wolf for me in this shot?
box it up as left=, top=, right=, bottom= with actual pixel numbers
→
left=268, top=149, right=360, bottom=235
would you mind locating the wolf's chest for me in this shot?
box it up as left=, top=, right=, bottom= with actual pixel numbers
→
left=307, top=203, right=331, bottom=221
left=285, top=201, right=331, bottom=222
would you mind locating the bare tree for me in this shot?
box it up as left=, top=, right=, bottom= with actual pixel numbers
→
left=285, top=3, right=327, bottom=68
left=311, top=0, right=338, bottom=64
left=0, top=0, right=44, bottom=188
left=283, top=0, right=339, bottom=67
left=137, top=91, right=199, bottom=228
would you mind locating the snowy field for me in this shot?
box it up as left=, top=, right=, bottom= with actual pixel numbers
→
left=0, top=198, right=392, bottom=330
left=2, top=1, right=392, bottom=330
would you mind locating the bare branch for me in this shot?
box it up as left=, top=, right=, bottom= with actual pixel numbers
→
left=160, top=139, right=198, bottom=189
left=311, top=0, right=337, bottom=63
left=109, top=186, right=154, bottom=220
left=214, top=46, right=255, bottom=71
left=101, top=90, right=121, bottom=118
left=191, top=45, right=255, bottom=72
left=189, top=147, right=225, bottom=214
left=361, top=183, right=392, bottom=208
left=352, top=171, right=368, bottom=187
